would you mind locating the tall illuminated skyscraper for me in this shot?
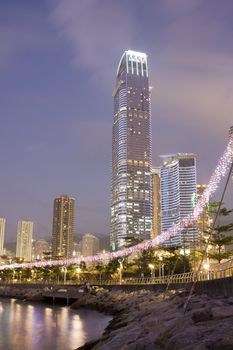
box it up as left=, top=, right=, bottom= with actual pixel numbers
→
left=0, top=218, right=6, bottom=256
left=16, top=220, right=33, bottom=261
left=52, top=194, right=75, bottom=259
left=160, top=154, right=197, bottom=247
left=111, top=50, right=152, bottom=250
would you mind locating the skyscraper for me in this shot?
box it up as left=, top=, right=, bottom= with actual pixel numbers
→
left=160, top=154, right=197, bottom=247
left=0, top=218, right=6, bottom=256
left=52, top=194, right=75, bottom=259
left=111, top=50, right=152, bottom=250
left=16, top=220, right=33, bottom=261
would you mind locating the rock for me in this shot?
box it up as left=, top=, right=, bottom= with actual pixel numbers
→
left=211, top=305, right=233, bottom=319
left=204, top=336, right=233, bottom=350
left=226, top=297, right=233, bottom=305
left=192, top=308, right=212, bottom=323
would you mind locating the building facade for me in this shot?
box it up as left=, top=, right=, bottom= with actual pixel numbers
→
left=0, top=218, right=6, bottom=256
left=16, top=220, right=33, bottom=261
left=151, top=167, right=161, bottom=239
left=160, top=154, right=197, bottom=247
left=34, top=239, right=51, bottom=261
left=111, top=50, right=152, bottom=250
left=52, top=194, right=75, bottom=259
left=81, top=233, right=100, bottom=257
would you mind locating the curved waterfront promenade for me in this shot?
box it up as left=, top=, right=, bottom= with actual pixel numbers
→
left=1, top=275, right=233, bottom=300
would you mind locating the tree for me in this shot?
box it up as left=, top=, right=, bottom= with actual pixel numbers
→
left=161, top=247, right=192, bottom=274
left=204, top=205, right=233, bottom=264
left=105, top=258, right=119, bottom=276
left=95, top=262, right=106, bottom=283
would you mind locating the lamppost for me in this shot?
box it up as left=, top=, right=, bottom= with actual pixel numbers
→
left=19, top=271, right=22, bottom=283
left=12, top=269, right=15, bottom=283
left=148, top=264, right=155, bottom=278
left=31, top=269, right=34, bottom=282
left=159, top=256, right=164, bottom=280
left=62, top=266, right=67, bottom=284
left=76, top=267, right=81, bottom=283
left=118, top=258, right=124, bottom=285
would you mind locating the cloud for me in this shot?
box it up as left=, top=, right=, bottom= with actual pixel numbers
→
left=0, top=11, right=54, bottom=69
left=50, top=0, right=136, bottom=87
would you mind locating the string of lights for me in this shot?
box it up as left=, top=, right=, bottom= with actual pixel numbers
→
left=1, top=135, right=233, bottom=271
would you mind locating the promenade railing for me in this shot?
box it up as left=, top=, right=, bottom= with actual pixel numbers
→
left=2, top=258, right=233, bottom=286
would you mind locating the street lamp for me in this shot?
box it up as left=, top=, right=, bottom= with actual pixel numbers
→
left=62, top=266, right=67, bottom=284
left=148, top=264, right=155, bottom=278
left=19, top=271, right=22, bottom=283
left=12, top=269, right=15, bottom=283
left=118, top=258, right=124, bottom=285
left=31, top=269, right=34, bottom=281
left=203, top=262, right=210, bottom=280
left=76, top=267, right=81, bottom=283
left=159, top=256, right=164, bottom=280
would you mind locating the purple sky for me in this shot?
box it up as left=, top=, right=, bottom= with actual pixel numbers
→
left=1, top=0, right=233, bottom=242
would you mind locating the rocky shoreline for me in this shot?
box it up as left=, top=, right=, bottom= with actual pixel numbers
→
left=0, top=285, right=44, bottom=301
left=1, top=285, right=233, bottom=349
left=71, top=288, right=233, bottom=350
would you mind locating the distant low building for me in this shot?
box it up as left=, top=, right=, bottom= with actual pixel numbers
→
left=0, top=218, right=6, bottom=256
left=34, top=239, right=51, bottom=260
left=81, top=233, right=100, bottom=257
left=72, top=241, right=82, bottom=258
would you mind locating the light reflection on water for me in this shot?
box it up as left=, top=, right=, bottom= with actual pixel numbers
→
left=0, top=298, right=111, bottom=350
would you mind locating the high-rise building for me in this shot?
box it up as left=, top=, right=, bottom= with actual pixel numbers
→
left=52, top=194, right=75, bottom=259
left=160, top=154, right=197, bottom=247
left=81, top=233, right=100, bottom=257
left=151, top=167, right=161, bottom=239
left=16, top=221, right=33, bottom=261
left=0, top=218, right=6, bottom=256
left=111, top=50, right=152, bottom=250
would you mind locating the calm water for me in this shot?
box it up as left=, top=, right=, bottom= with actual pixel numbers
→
left=0, top=298, right=112, bottom=350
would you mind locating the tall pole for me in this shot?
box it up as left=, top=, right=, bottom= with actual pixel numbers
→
left=63, top=266, right=67, bottom=284
left=118, top=258, right=124, bottom=285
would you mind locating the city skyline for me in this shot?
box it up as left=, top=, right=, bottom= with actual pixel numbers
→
left=1, top=0, right=233, bottom=242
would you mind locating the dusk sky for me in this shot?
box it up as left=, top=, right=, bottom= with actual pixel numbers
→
left=1, top=0, right=233, bottom=242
